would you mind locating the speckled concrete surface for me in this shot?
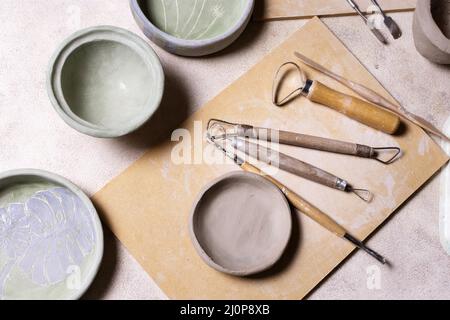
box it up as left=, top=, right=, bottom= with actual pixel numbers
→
left=1, top=1, right=449, bottom=300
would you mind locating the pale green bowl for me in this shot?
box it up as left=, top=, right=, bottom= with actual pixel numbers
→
left=48, top=26, right=165, bottom=138
left=130, top=0, right=255, bottom=56
left=0, top=169, right=103, bottom=300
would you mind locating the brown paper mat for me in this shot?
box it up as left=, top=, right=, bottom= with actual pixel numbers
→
left=93, top=17, right=448, bottom=299
left=255, top=0, right=416, bottom=21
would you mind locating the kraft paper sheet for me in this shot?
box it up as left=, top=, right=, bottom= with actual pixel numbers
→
left=93, top=18, right=448, bottom=299
left=255, top=0, right=416, bottom=21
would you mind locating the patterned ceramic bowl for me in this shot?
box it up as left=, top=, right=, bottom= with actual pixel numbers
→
left=0, top=169, right=103, bottom=300
left=130, top=0, right=255, bottom=56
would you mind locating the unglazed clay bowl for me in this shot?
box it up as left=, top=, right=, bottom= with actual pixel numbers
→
left=48, top=26, right=164, bottom=138
left=189, top=171, right=292, bottom=276
left=413, top=0, right=450, bottom=64
left=0, top=169, right=103, bottom=300
left=130, top=0, right=255, bottom=56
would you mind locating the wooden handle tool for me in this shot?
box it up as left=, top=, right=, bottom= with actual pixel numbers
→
left=233, top=124, right=401, bottom=164
left=231, top=137, right=372, bottom=202
left=294, top=51, right=450, bottom=141
left=306, top=80, right=400, bottom=134
left=207, top=135, right=387, bottom=264
left=273, top=62, right=401, bottom=135
left=207, top=119, right=401, bottom=164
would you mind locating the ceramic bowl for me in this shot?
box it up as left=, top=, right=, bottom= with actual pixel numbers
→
left=130, top=0, right=255, bottom=56
left=189, top=171, right=292, bottom=276
left=0, top=169, right=103, bottom=300
left=47, top=26, right=165, bottom=138
left=413, top=0, right=450, bottom=64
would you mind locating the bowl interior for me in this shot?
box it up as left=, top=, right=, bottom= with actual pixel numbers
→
left=0, top=172, right=103, bottom=300
left=138, top=0, right=249, bottom=40
left=431, top=0, right=450, bottom=39
left=191, top=173, right=292, bottom=275
left=61, top=39, right=155, bottom=130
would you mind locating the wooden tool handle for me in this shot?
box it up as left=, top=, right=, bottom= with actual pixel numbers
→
left=278, top=132, right=374, bottom=158
left=234, top=139, right=340, bottom=189
left=241, top=162, right=347, bottom=237
left=238, top=126, right=374, bottom=158
left=307, top=81, right=400, bottom=134
left=294, top=51, right=450, bottom=141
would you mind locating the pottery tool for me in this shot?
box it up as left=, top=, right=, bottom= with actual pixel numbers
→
left=207, top=135, right=387, bottom=264
left=208, top=119, right=402, bottom=164
left=229, top=137, right=373, bottom=202
left=294, top=51, right=450, bottom=141
left=370, top=0, right=402, bottom=39
left=346, top=0, right=387, bottom=44
left=273, top=62, right=400, bottom=134
left=254, top=0, right=416, bottom=21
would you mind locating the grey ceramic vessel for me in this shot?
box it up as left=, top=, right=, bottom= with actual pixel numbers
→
left=0, top=169, right=104, bottom=300
left=189, top=171, right=292, bottom=276
left=47, top=26, right=165, bottom=138
left=413, top=0, right=450, bottom=64
left=130, top=0, right=255, bottom=57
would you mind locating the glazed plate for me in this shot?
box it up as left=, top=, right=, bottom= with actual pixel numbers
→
left=0, top=170, right=103, bottom=300
left=48, top=26, right=164, bottom=138
left=189, top=171, right=292, bottom=276
left=130, top=0, right=255, bottom=56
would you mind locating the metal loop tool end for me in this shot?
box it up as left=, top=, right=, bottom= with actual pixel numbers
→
left=272, top=62, right=308, bottom=107
left=207, top=119, right=240, bottom=141
left=206, top=132, right=243, bottom=166
left=350, top=188, right=374, bottom=203
left=372, top=147, right=402, bottom=165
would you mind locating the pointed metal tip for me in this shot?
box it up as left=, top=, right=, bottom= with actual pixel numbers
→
left=344, top=233, right=387, bottom=264
left=385, top=17, right=402, bottom=39
left=370, top=27, right=388, bottom=44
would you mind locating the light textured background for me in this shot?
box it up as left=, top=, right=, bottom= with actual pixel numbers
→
left=0, top=0, right=449, bottom=300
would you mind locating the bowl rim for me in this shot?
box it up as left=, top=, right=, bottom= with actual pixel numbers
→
left=416, top=0, right=450, bottom=52
left=189, top=171, right=293, bottom=276
left=47, top=25, right=165, bottom=138
left=130, top=0, right=255, bottom=49
left=0, top=168, right=104, bottom=300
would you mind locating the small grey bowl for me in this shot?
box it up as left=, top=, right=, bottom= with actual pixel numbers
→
left=189, top=171, right=292, bottom=276
left=47, top=26, right=165, bottom=138
left=130, top=0, right=255, bottom=57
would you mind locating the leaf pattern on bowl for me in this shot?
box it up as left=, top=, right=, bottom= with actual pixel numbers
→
left=0, top=187, right=96, bottom=298
left=151, top=0, right=239, bottom=40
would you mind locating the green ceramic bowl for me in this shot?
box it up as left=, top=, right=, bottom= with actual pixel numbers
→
left=0, top=169, right=103, bottom=300
left=48, top=26, right=165, bottom=138
left=130, top=0, right=255, bottom=56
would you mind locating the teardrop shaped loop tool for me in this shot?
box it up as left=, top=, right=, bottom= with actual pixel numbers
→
left=272, top=62, right=310, bottom=106
left=272, top=61, right=401, bottom=135
left=372, top=147, right=402, bottom=165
